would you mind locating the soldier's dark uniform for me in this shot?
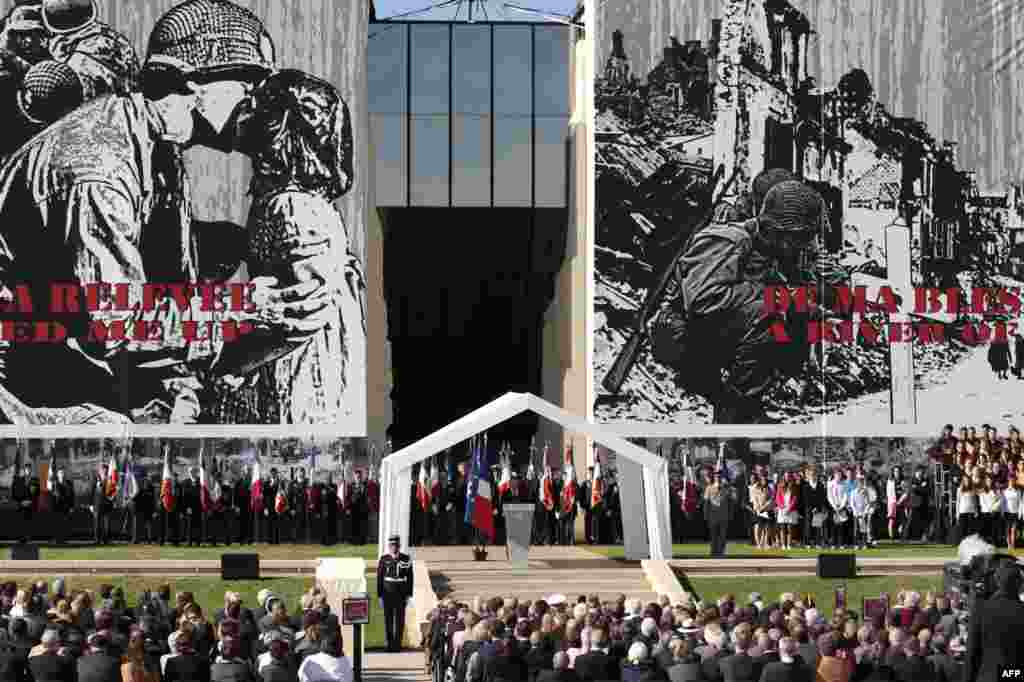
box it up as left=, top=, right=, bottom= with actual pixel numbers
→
left=377, top=536, right=413, bottom=653
left=11, top=467, right=31, bottom=540
left=93, top=474, right=112, bottom=545
left=54, top=470, right=76, bottom=544
left=234, top=476, right=251, bottom=545
left=288, top=473, right=305, bottom=543
left=322, top=476, right=337, bottom=545
left=443, top=473, right=458, bottom=545
left=132, top=478, right=156, bottom=544
left=182, top=474, right=201, bottom=546
left=432, top=475, right=447, bottom=545
left=218, top=478, right=235, bottom=546
left=455, top=468, right=468, bottom=544
left=264, top=473, right=280, bottom=544
left=305, top=478, right=322, bottom=545
left=579, top=470, right=593, bottom=544
left=350, top=474, right=368, bottom=545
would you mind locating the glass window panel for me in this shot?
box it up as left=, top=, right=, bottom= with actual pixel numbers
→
left=452, top=25, right=490, bottom=115
left=533, top=26, right=570, bottom=116
left=410, top=25, right=450, bottom=115
left=493, top=116, right=531, bottom=206
left=535, top=116, right=569, bottom=207
left=452, top=113, right=491, bottom=207
left=370, top=113, right=407, bottom=207
left=493, top=25, right=532, bottom=116
left=368, top=23, right=407, bottom=114
left=410, top=115, right=450, bottom=206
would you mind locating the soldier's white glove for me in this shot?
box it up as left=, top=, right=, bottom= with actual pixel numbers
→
left=446, top=504, right=453, bottom=512
left=379, top=598, right=384, bottom=609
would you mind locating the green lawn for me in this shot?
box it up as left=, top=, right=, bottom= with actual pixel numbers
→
left=38, top=543, right=380, bottom=562
left=0, top=575, right=387, bottom=650
left=683, top=575, right=946, bottom=617
left=586, top=542, right=976, bottom=560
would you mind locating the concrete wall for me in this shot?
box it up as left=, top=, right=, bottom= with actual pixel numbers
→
left=364, top=207, right=392, bottom=445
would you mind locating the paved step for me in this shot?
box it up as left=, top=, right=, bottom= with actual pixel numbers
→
left=364, top=652, right=429, bottom=682
left=670, top=557, right=951, bottom=577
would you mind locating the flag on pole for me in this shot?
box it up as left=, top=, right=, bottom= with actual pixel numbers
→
left=430, top=457, right=441, bottom=500
left=338, top=462, right=350, bottom=511
left=681, top=447, right=698, bottom=513
left=250, top=445, right=264, bottom=513
left=199, top=442, right=211, bottom=514
left=561, top=443, right=577, bottom=514
left=105, top=449, right=118, bottom=500
left=464, top=437, right=495, bottom=541
left=591, top=456, right=604, bottom=508
left=123, top=447, right=139, bottom=506
left=160, top=445, right=175, bottom=512
left=274, top=476, right=288, bottom=514
left=497, top=444, right=512, bottom=497
left=417, top=462, right=431, bottom=512
left=210, top=458, right=223, bottom=511
left=541, top=443, right=555, bottom=512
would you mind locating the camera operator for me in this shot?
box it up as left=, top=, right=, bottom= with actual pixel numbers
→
left=965, top=560, right=1024, bottom=680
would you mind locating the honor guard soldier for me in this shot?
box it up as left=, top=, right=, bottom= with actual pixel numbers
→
left=305, top=473, right=322, bottom=545
left=265, top=469, right=281, bottom=544
left=443, top=468, right=459, bottom=545
left=234, top=469, right=251, bottom=545
left=288, top=469, right=306, bottom=543
left=322, top=473, right=337, bottom=545
left=53, top=466, right=76, bottom=544
left=218, top=473, right=235, bottom=546
left=11, top=462, right=32, bottom=541
left=579, top=467, right=594, bottom=544
left=183, top=467, right=201, bottom=546
left=131, top=476, right=155, bottom=544
left=377, top=535, right=413, bottom=652
left=455, top=463, right=468, bottom=544
left=350, top=469, right=368, bottom=545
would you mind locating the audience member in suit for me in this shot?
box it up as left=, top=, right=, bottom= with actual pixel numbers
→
left=928, top=637, right=965, bottom=682
left=211, top=635, right=256, bottom=682
left=965, top=560, right=1024, bottom=682
left=758, top=638, right=812, bottom=682
left=719, top=626, right=756, bottom=682
left=27, top=630, right=74, bottom=682
left=76, top=632, right=121, bottom=682
left=574, top=627, right=620, bottom=682
left=537, top=652, right=581, bottom=682
left=620, top=642, right=666, bottom=682
left=0, top=641, right=29, bottom=682
left=524, top=632, right=554, bottom=682
left=890, top=638, right=933, bottom=682
left=162, top=627, right=210, bottom=682
left=258, top=639, right=296, bottom=682
left=664, top=639, right=703, bottom=682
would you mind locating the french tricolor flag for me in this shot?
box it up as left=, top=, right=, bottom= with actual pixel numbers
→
left=250, top=448, right=264, bottom=514
left=464, top=437, right=494, bottom=541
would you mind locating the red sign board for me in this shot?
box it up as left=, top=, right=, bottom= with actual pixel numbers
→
left=342, top=597, right=370, bottom=625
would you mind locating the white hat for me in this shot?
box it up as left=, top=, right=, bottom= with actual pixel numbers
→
left=546, top=594, right=566, bottom=606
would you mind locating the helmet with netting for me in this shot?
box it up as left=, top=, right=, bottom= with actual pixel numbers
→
left=41, top=0, right=96, bottom=34
left=145, top=0, right=275, bottom=81
left=18, top=59, right=83, bottom=124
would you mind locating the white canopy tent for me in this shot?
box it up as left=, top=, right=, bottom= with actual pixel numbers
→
left=377, top=392, right=672, bottom=559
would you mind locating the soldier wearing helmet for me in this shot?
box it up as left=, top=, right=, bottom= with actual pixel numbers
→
left=0, top=0, right=337, bottom=426
left=670, top=175, right=826, bottom=424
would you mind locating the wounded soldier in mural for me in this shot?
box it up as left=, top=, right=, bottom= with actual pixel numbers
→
left=206, top=69, right=367, bottom=424
left=0, top=0, right=339, bottom=425
left=656, top=176, right=825, bottom=424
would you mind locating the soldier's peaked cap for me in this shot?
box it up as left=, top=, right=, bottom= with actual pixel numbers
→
left=388, top=534, right=400, bottom=544
left=760, top=180, right=825, bottom=235
left=145, top=0, right=275, bottom=79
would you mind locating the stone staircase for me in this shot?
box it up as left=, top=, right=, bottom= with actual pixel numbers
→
left=428, top=559, right=659, bottom=603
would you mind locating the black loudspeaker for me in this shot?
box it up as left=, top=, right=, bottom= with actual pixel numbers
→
left=817, top=553, right=856, bottom=579
left=9, top=544, right=39, bottom=561
left=221, top=554, right=260, bottom=580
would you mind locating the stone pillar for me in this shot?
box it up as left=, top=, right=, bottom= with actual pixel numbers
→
left=886, top=215, right=917, bottom=424
left=315, top=558, right=367, bottom=659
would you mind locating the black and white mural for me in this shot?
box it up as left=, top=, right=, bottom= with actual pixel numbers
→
left=594, top=0, right=1024, bottom=429
left=0, top=0, right=368, bottom=431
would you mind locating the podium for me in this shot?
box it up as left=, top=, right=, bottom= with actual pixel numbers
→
left=503, top=503, right=534, bottom=573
